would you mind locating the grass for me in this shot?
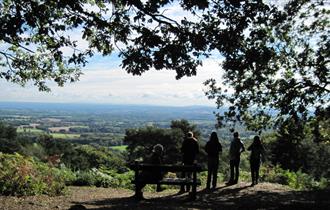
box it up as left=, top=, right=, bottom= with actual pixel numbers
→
left=50, top=133, right=81, bottom=139
left=110, top=145, right=127, bottom=152
left=17, top=128, right=45, bottom=133
left=17, top=128, right=80, bottom=139
left=70, top=125, right=89, bottom=128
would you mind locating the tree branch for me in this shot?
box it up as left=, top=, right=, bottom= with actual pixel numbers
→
left=0, top=51, right=14, bottom=72
left=132, top=3, right=180, bottom=29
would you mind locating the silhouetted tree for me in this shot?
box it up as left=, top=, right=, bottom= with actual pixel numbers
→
left=270, top=116, right=305, bottom=171
left=170, top=119, right=201, bottom=139
left=124, top=126, right=183, bottom=164
left=268, top=114, right=330, bottom=179
left=124, top=119, right=205, bottom=164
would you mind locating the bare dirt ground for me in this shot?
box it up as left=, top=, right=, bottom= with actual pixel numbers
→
left=0, top=182, right=329, bottom=210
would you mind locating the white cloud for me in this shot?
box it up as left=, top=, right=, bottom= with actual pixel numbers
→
left=0, top=55, right=224, bottom=106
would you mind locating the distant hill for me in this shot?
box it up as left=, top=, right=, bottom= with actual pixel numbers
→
left=0, top=101, right=221, bottom=121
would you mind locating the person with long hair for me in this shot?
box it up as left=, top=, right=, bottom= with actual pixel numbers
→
left=247, top=135, right=265, bottom=186
left=205, top=131, right=222, bottom=189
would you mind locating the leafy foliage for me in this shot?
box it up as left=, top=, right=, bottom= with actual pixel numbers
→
left=74, top=167, right=134, bottom=189
left=203, top=0, right=329, bottom=129
left=267, top=115, right=330, bottom=180
left=70, top=144, right=127, bottom=172
left=259, top=164, right=329, bottom=190
left=0, top=152, right=71, bottom=195
left=0, top=121, right=130, bottom=194
left=0, top=122, right=20, bottom=153
left=0, top=0, right=203, bottom=90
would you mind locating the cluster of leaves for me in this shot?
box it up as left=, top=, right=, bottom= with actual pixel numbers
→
left=0, top=152, right=72, bottom=195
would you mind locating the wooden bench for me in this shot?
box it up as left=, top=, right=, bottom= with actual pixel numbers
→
left=129, top=162, right=202, bottom=200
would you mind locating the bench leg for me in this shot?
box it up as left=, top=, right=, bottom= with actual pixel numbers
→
left=191, top=170, right=197, bottom=200
left=191, top=185, right=196, bottom=200
left=134, top=183, right=144, bottom=200
left=134, top=191, right=144, bottom=200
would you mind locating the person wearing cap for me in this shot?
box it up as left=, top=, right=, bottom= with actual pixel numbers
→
left=180, top=131, right=199, bottom=192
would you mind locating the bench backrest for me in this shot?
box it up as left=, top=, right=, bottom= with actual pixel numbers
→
left=129, top=163, right=202, bottom=172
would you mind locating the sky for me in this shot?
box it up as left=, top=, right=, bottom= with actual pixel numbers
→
left=0, top=54, right=222, bottom=106
left=0, top=2, right=225, bottom=107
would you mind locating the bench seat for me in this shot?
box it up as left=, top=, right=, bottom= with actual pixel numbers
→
left=132, top=177, right=201, bottom=185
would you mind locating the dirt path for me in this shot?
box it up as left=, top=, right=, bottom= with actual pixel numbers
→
left=0, top=182, right=328, bottom=210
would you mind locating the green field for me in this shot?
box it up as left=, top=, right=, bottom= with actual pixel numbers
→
left=50, top=133, right=81, bottom=139
left=70, top=125, right=89, bottom=128
left=17, top=128, right=80, bottom=139
left=110, top=145, right=127, bottom=151
left=17, top=128, right=45, bottom=133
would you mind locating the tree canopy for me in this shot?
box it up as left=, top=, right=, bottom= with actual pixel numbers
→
left=124, top=119, right=203, bottom=164
left=204, top=0, right=329, bottom=129
left=1, top=0, right=329, bottom=129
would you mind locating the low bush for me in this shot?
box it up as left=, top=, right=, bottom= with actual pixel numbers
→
left=260, top=164, right=328, bottom=190
left=73, top=167, right=134, bottom=189
left=0, top=153, right=70, bottom=196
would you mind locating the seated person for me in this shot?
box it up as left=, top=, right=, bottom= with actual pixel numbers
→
left=135, top=144, right=164, bottom=199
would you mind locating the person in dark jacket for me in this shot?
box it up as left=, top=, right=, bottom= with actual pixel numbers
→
left=247, top=135, right=265, bottom=186
left=227, top=131, right=245, bottom=185
left=180, top=131, right=199, bottom=192
left=205, top=131, right=222, bottom=189
left=135, top=144, right=164, bottom=199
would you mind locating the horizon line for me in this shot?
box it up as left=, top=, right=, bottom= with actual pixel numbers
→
left=0, top=100, right=217, bottom=109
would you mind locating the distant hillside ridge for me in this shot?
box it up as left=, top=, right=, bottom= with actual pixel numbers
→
left=0, top=101, right=221, bottom=121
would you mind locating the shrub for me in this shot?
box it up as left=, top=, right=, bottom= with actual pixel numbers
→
left=73, top=167, right=134, bottom=189
left=259, top=164, right=327, bottom=190
left=74, top=170, right=97, bottom=186
left=0, top=152, right=68, bottom=196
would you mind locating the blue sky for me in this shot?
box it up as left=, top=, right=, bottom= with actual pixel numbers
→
left=0, top=2, right=227, bottom=107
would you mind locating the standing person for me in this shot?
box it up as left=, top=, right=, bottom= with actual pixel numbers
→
left=248, top=135, right=265, bottom=186
left=227, top=131, right=245, bottom=185
left=205, top=131, right=222, bottom=189
left=180, top=131, right=199, bottom=193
